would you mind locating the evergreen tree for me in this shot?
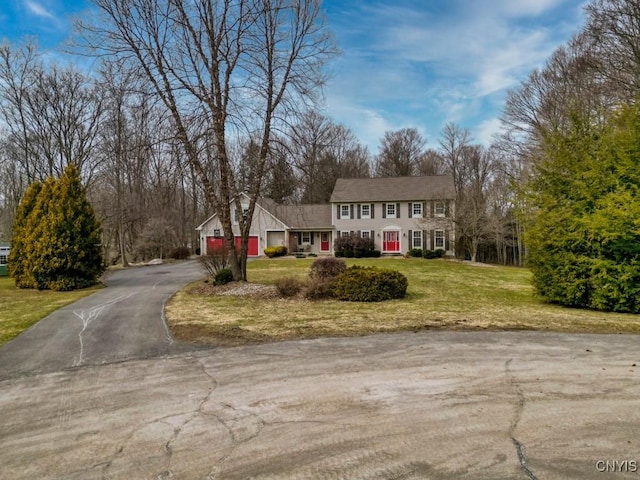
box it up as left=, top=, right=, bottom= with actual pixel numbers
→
left=10, top=164, right=105, bottom=291
left=526, top=105, right=640, bottom=312
left=8, top=180, right=42, bottom=288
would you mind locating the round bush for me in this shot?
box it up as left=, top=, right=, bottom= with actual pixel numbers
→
left=332, top=265, right=408, bottom=302
left=309, top=257, right=347, bottom=282
left=214, top=268, right=233, bottom=285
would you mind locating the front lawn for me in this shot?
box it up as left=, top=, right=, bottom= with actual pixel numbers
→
left=166, top=257, right=640, bottom=345
left=0, top=277, right=101, bottom=346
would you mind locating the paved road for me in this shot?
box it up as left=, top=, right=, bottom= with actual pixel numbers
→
left=1, top=330, right=639, bottom=479
left=0, top=260, right=205, bottom=379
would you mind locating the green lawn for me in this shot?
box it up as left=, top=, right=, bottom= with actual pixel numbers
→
left=166, top=257, right=640, bottom=345
left=0, top=277, right=101, bottom=346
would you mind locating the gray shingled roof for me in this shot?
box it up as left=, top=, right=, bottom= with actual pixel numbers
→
left=330, top=176, right=455, bottom=203
left=272, top=204, right=333, bottom=229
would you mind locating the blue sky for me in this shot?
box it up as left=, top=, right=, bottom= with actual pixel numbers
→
left=1, top=0, right=587, bottom=151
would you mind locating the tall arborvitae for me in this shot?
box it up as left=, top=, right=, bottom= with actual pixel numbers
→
left=8, top=180, right=42, bottom=288
left=10, top=165, right=105, bottom=291
left=526, top=104, right=640, bottom=313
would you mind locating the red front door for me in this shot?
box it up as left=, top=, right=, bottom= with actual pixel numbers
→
left=320, top=233, right=330, bottom=251
left=383, top=231, right=400, bottom=252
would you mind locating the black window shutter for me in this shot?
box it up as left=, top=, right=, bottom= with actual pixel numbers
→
left=445, top=230, right=450, bottom=251
left=371, top=204, right=375, bottom=219
left=370, top=230, right=374, bottom=239
left=445, top=200, right=451, bottom=217
left=430, top=201, right=434, bottom=217
left=357, top=204, right=361, bottom=219
left=311, top=232, right=314, bottom=245
left=408, top=229, right=413, bottom=249
left=423, top=202, right=427, bottom=215
left=382, top=203, right=387, bottom=219
left=350, top=204, right=354, bottom=219
left=297, top=233, right=301, bottom=245
left=423, top=230, right=427, bottom=248
left=430, top=230, right=435, bottom=250
left=337, top=204, right=341, bottom=219
left=396, top=203, right=400, bottom=218
left=408, top=202, right=412, bottom=218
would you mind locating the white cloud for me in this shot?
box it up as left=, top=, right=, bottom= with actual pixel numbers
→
left=475, top=117, right=504, bottom=146
left=24, top=1, right=57, bottom=20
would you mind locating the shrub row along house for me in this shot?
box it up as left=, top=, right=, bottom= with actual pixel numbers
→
left=197, top=175, right=456, bottom=257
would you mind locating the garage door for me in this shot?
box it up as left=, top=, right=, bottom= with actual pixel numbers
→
left=206, top=236, right=259, bottom=256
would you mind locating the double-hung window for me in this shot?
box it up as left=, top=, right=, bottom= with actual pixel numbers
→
left=435, top=230, right=445, bottom=248
left=361, top=204, right=370, bottom=219
left=341, top=205, right=350, bottom=219
left=435, top=202, right=445, bottom=217
left=301, top=232, right=311, bottom=243
left=412, top=231, right=422, bottom=249
left=361, top=231, right=370, bottom=239
left=412, top=203, right=423, bottom=218
left=386, top=203, right=396, bottom=218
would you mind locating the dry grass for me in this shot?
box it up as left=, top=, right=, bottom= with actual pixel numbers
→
left=166, top=257, right=640, bottom=346
left=0, top=277, right=101, bottom=346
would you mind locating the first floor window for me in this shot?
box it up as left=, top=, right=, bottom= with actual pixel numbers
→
left=435, top=230, right=445, bottom=248
left=302, top=232, right=311, bottom=243
left=361, top=230, right=370, bottom=239
left=341, top=205, right=350, bottom=219
left=0, top=254, right=7, bottom=265
left=413, top=231, right=422, bottom=249
left=341, top=231, right=350, bottom=238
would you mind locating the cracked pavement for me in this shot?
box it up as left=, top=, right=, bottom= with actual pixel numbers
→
left=1, top=330, right=640, bottom=479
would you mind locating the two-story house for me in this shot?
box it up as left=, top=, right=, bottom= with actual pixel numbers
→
left=196, top=175, right=456, bottom=257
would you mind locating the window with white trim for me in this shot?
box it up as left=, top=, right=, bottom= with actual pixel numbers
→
left=435, top=201, right=445, bottom=217
left=361, top=204, right=370, bottom=219
left=412, top=203, right=423, bottom=218
left=301, top=232, right=311, bottom=243
left=341, top=204, right=350, bottom=219
left=412, top=231, right=422, bottom=249
left=213, top=229, right=221, bottom=237
left=386, top=203, right=396, bottom=218
left=361, top=231, right=370, bottom=239
left=435, top=230, right=445, bottom=249
left=341, top=231, right=350, bottom=238
left=0, top=254, right=7, bottom=265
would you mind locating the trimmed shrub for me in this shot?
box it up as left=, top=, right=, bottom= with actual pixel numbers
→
left=295, top=253, right=306, bottom=258
left=170, top=246, right=191, bottom=260
left=333, top=233, right=377, bottom=257
left=423, top=249, right=444, bottom=259
left=309, top=257, right=347, bottom=282
left=264, top=245, right=288, bottom=258
left=214, top=268, right=233, bottom=285
left=332, top=265, right=408, bottom=302
left=274, top=276, right=303, bottom=297
left=408, top=248, right=423, bottom=258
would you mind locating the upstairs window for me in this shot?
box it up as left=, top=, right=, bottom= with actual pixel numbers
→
left=386, top=203, right=396, bottom=218
left=435, top=201, right=445, bottom=217
left=412, top=203, right=423, bottom=218
left=213, top=229, right=221, bottom=237
left=341, top=204, right=350, bottom=219
left=361, top=204, right=371, bottom=218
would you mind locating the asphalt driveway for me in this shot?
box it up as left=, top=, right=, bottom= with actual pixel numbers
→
left=0, top=260, right=205, bottom=379
left=1, top=263, right=639, bottom=478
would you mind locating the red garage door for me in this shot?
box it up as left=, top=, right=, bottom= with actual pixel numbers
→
left=206, top=236, right=259, bottom=256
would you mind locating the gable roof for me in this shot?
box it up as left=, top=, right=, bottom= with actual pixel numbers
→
left=330, top=176, right=455, bottom=203
left=271, top=204, right=332, bottom=230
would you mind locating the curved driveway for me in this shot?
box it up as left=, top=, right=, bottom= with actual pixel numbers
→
left=0, top=264, right=639, bottom=479
left=0, top=260, right=204, bottom=379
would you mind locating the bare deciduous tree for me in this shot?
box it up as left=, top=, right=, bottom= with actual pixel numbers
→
left=79, top=0, right=336, bottom=281
left=374, top=128, right=425, bottom=177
